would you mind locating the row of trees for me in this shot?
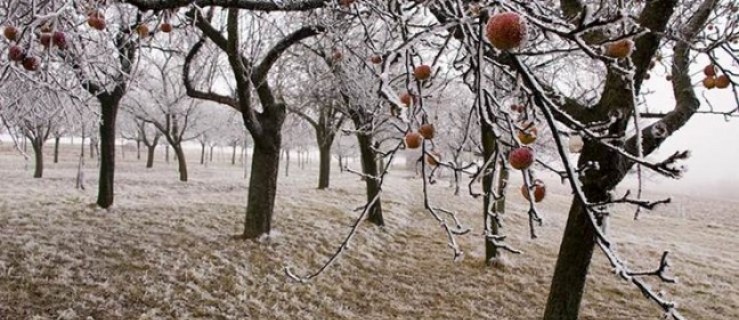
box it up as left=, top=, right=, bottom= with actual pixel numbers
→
left=2, top=0, right=738, bottom=319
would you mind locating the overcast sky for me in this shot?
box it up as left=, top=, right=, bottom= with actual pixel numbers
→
left=635, top=69, right=739, bottom=199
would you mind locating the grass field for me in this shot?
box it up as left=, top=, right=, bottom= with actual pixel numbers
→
left=0, top=143, right=737, bottom=319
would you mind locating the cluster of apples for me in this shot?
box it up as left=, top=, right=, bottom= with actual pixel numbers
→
left=404, top=124, right=441, bottom=166
left=4, top=25, right=43, bottom=71
left=702, top=64, right=731, bottom=89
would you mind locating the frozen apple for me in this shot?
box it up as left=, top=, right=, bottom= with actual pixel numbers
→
left=509, top=147, right=535, bottom=170
left=405, top=132, right=423, bottom=149
left=414, top=64, right=432, bottom=81
left=419, top=123, right=435, bottom=139
left=486, top=12, right=528, bottom=50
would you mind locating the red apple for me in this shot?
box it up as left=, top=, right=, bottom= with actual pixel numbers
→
left=509, top=146, right=535, bottom=170
left=3, top=25, right=18, bottom=41
left=703, top=77, right=716, bottom=89
left=703, top=64, right=716, bottom=77
left=413, top=64, right=432, bottom=81
left=52, top=31, right=66, bottom=50
left=521, top=180, right=546, bottom=202
left=8, top=45, right=25, bottom=61
left=160, top=22, right=173, bottom=33
left=400, top=92, right=413, bottom=107
left=486, top=12, right=528, bottom=50
left=39, top=33, right=52, bottom=48
left=88, top=11, right=106, bottom=31
left=370, top=54, right=382, bottom=64
left=419, top=123, right=435, bottom=139
left=405, top=132, right=423, bottom=149
left=137, top=24, right=150, bottom=38
left=22, top=56, right=40, bottom=71
left=715, top=75, right=731, bottom=89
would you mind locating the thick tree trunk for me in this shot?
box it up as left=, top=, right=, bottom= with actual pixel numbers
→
left=200, top=143, right=206, bottom=165
left=318, top=144, right=331, bottom=189
left=146, top=145, right=156, bottom=168
left=173, top=143, right=188, bottom=182
left=32, top=139, right=44, bottom=178
left=544, top=138, right=622, bottom=319
left=53, top=137, right=60, bottom=164
left=356, top=133, right=383, bottom=226
left=243, top=143, right=281, bottom=239
left=543, top=198, right=597, bottom=320
left=96, top=101, right=118, bottom=208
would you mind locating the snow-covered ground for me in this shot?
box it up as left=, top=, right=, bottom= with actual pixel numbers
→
left=0, top=143, right=737, bottom=319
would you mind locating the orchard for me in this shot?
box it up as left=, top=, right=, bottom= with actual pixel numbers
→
left=1, top=0, right=738, bottom=319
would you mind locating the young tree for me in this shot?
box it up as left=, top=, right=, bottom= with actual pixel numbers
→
left=281, top=62, right=347, bottom=188
left=127, top=48, right=207, bottom=181
left=181, top=9, right=326, bottom=238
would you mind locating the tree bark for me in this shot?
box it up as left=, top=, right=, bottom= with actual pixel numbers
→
left=200, top=142, right=206, bottom=165
left=96, top=100, right=118, bottom=208
left=53, top=136, right=60, bottom=164
left=231, top=144, right=237, bottom=165
left=284, top=148, right=290, bottom=177
left=173, top=143, right=188, bottom=182
left=32, top=139, right=44, bottom=178
left=146, top=145, right=156, bottom=168
left=318, top=144, right=331, bottom=189
left=243, top=143, right=281, bottom=239
left=356, top=132, right=383, bottom=226
left=481, top=123, right=500, bottom=262
left=543, top=197, right=598, bottom=320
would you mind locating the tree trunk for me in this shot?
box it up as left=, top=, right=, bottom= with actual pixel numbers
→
left=200, top=143, right=206, bottom=165
left=544, top=140, right=620, bottom=319
left=243, top=143, right=281, bottom=239
left=53, top=137, right=60, bottom=164
left=89, top=138, right=94, bottom=159
left=356, top=132, right=383, bottom=226
left=96, top=100, right=118, bottom=208
left=209, top=145, right=214, bottom=162
left=338, top=154, right=343, bottom=173
left=32, top=139, right=44, bottom=178
left=173, top=143, right=188, bottom=182
left=231, top=144, right=237, bottom=165
left=495, top=165, right=509, bottom=213
left=165, top=145, right=170, bottom=163
left=284, top=148, right=290, bottom=177
left=136, top=140, right=141, bottom=160
left=543, top=198, right=597, bottom=320
left=481, top=123, right=500, bottom=262
left=318, top=144, right=331, bottom=189
left=146, top=145, right=156, bottom=168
